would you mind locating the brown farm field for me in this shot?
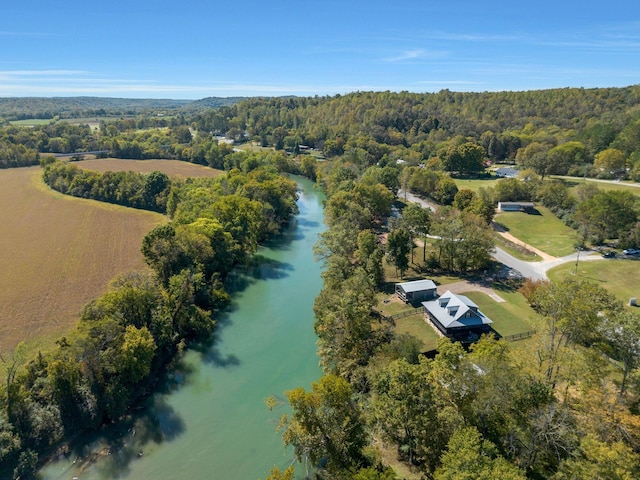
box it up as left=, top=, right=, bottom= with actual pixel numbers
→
left=0, top=167, right=167, bottom=353
left=73, top=158, right=224, bottom=178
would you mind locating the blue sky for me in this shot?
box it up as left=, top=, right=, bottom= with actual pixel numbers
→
left=1, top=0, right=639, bottom=99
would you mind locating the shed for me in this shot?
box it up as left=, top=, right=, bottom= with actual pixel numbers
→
left=395, top=279, right=437, bottom=304
left=498, top=201, right=535, bottom=212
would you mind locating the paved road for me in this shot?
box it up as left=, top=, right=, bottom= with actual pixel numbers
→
left=398, top=189, right=603, bottom=280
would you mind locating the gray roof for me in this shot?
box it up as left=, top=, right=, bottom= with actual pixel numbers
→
left=495, top=167, right=519, bottom=177
left=422, top=290, right=493, bottom=329
left=397, top=279, right=437, bottom=293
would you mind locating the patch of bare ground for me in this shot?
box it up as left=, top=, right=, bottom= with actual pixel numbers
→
left=0, top=167, right=166, bottom=351
left=72, top=158, right=224, bottom=178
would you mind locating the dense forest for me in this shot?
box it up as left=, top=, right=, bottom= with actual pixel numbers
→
left=1, top=85, right=640, bottom=478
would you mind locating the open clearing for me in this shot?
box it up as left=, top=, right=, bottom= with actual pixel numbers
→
left=72, top=158, right=224, bottom=178
left=494, top=205, right=578, bottom=257
left=0, top=167, right=167, bottom=352
left=548, top=257, right=640, bottom=307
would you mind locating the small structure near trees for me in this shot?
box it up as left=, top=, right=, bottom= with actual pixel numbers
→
left=422, top=290, right=493, bottom=341
left=395, top=279, right=437, bottom=304
left=497, top=201, right=535, bottom=213
left=495, top=167, right=519, bottom=178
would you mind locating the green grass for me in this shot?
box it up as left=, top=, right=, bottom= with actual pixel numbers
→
left=394, top=313, right=440, bottom=351
left=554, top=176, right=640, bottom=198
left=464, top=290, right=538, bottom=337
left=494, top=233, right=542, bottom=261
left=494, top=205, right=579, bottom=257
left=453, top=177, right=499, bottom=193
left=10, top=118, right=52, bottom=126
left=547, top=257, right=640, bottom=306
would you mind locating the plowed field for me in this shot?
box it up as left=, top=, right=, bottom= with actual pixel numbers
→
left=73, top=158, right=224, bottom=178
left=0, top=167, right=167, bottom=351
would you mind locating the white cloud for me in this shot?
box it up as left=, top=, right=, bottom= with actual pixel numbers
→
left=383, top=49, right=446, bottom=62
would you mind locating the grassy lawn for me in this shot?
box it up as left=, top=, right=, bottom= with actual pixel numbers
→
left=10, top=118, right=52, bottom=126
left=494, top=233, right=542, bottom=261
left=394, top=314, right=440, bottom=351
left=547, top=257, right=640, bottom=306
left=554, top=176, right=640, bottom=198
left=464, top=289, right=538, bottom=337
left=494, top=205, right=579, bottom=257
left=454, top=177, right=499, bottom=193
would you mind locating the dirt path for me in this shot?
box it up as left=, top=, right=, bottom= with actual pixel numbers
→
left=492, top=223, right=557, bottom=261
left=437, top=280, right=506, bottom=302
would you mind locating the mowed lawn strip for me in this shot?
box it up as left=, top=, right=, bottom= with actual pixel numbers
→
left=547, top=257, right=640, bottom=307
left=453, top=177, right=499, bottom=193
left=494, top=205, right=578, bottom=257
left=73, top=158, right=224, bottom=178
left=0, top=167, right=167, bottom=352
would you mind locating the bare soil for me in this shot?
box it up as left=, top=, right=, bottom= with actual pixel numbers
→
left=72, top=158, right=224, bottom=178
left=0, top=167, right=167, bottom=351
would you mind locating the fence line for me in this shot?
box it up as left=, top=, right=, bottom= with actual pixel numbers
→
left=503, top=330, right=537, bottom=342
left=388, top=307, right=423, bottom=321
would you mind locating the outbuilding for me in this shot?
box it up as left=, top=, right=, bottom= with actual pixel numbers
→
left=497, top=201, right=535, bottom=212
left=395, top=279, right=437, bottom=304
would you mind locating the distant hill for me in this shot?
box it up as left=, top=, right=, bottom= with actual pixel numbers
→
left=184, top=96, right=247, bottom=109
left=0, top=96, right=244, bottom=121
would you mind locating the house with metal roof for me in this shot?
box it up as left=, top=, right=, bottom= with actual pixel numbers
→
left=422, top=290, right=493, bottom=340
left=395, top=279, right=437, bottom=304
left=495, top=167, right=519, bottom=178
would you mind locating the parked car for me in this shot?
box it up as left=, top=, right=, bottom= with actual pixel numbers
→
left=623, top=248, right=640, bottom=256
left=601, top=251, right=616, bottom=258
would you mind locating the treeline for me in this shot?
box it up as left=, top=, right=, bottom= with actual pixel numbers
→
left=0, top=97, right=244, bottom=123
left=194, top=86, right=640, bottom=180
left=0, top=159, right=299, bottom=478
left=41, top=159, right=171, bottom=212
left=268, top=157, right=640, bottom=479
left=0, top=97, right=189, bottom=122
left=4, top=86, right=640, bottom=183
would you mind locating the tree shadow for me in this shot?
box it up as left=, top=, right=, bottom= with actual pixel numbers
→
left=492, top=221, right=509, bottom=233
left=224, top=255, right=294, bottom=295
left=53, top=396, right=186, bottom=479
left=191, top=332, right=241, bottom=369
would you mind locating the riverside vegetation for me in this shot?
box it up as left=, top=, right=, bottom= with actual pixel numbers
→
left=1, top=86, right=640, bottom=478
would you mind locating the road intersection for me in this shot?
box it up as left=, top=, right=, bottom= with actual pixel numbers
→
left=398, top=189, right=603, bottom=280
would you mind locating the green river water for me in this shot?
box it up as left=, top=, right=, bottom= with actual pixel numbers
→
left=39, top=177, right=325, bottom=480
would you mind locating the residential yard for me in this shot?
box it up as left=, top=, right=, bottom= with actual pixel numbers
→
left=547, top=257, right=640, bottom=306
left=464, top=289, right=539, bottom=338
left=377, top=275, right=538, bottom=352
left=394, top=314, right=440, bottom=352
left=494, top=205, right=579, bottom=257
left=453, top=176, right=499, bottom=193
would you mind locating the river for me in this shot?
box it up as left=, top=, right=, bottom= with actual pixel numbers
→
left=39, top=176, right=325, bottom=480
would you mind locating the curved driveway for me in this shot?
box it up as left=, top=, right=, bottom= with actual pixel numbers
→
left=398, top=189, right=603, bottom=280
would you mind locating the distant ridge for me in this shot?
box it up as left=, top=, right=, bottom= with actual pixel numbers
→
left=0, top=96, right=245, bottom=121
left=185, top=96, right=247, bottom=109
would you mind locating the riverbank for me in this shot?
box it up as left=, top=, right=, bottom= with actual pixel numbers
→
left=38, top=177, right=326, bottom=480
